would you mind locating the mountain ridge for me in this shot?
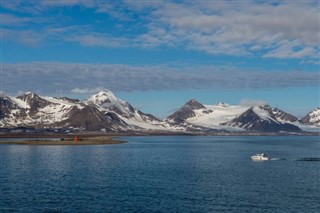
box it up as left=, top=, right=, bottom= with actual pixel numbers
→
left=0, top=90, right=319, bottom=134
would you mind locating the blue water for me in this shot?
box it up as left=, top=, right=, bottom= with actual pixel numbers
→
left=0, top=136, right=319, bottom=212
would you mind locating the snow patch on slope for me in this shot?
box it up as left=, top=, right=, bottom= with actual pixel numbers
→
left=308, top=108, right=320, bottom=124
left=252, top=106, right=279, bottom=124
left=10, top=97, right=30, bottom=109
left=87, top=90, right=120, bottom=105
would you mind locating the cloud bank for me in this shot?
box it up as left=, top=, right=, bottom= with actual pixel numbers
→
left=2, top=62, right=319, bottom=95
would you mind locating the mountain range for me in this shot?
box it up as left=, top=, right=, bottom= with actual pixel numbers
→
left=0, top=89, right=319, bottom=134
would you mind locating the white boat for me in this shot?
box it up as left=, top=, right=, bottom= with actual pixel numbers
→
left=251, top=153, right=269, bottom=161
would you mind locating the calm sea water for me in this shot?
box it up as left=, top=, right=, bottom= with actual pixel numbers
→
left=0, top=136, right=319, bottom=212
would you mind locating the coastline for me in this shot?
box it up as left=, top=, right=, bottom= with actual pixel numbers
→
left=0, top=136, right=126, bottom=146
left=0, top=130, right=319, bottom=146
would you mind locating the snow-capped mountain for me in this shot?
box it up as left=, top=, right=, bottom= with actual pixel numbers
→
left=0, top=92, right=114, bottom=131
left=167, top=100, right=304, bottom=132
left=0, top=90, right=179, bottom=132
left=85, top=90, right=177, bottom=131
left=0, top=91, right=318, bottom=133
left=167, top=99, right=206, bottom=125
left=300, top=108, right=320, bottom=126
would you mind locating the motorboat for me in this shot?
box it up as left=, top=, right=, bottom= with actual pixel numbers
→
left=251, top=153, right=269, bottom=161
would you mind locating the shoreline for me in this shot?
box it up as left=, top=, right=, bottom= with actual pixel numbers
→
left=0, top=136, right=126, bottom=146
left=0, top=131, right=319, bottom=146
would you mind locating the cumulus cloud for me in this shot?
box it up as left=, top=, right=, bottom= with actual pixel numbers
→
left=1, top=62, right=319, bottom=96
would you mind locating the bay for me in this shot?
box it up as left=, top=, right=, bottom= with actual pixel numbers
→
left=0, top=136, right=319, bottom=212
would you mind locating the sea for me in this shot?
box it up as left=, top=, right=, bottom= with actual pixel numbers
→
left=0, top=136, right=319, bottom=212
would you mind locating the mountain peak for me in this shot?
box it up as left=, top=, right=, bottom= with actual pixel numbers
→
left=185, top=99, right=205, bottom=110
left=17, top=92, right=40, bottom=102
left=167, top=99, right=205, bottom=124
left=301, top=107, right=320, bottom=126
left=15, top=92, right=50, bottom=113
left=87, top=89, right=119, bottom=105
left=24, top=91, right=36, bottom=97
left=217, top=102, right=229, bottom=107
left=96, top=89, right=114, bottom=95
left=95, top=89, right=117, bottom=98
left=223, top=107, right=301, bottom=132
left=86, top=89, right=138, bottom=118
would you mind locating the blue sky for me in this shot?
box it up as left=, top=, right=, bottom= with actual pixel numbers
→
left=1, top=0, right=319, bottom=118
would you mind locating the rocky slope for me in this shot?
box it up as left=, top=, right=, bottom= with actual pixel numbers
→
left=300, top=108, right=320, bottom=126
left=167, top=99, right=206, bottom=125
left=222, top=106, right=301, bottom=132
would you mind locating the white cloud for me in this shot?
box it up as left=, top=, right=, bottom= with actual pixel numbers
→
left=1, top=0, right=319, bottom=59
left=0, top=91, right=6, bottom=98
left=70, top=87, right=104, bottom=94
left=263, top=40, right=318, bottom=59
left=1, top=14, right=30, bottom=25
left=1, top=13, right=49, bottom=26
left=1, top=28, right=44, bottom=46
left=138, top=1, right=319, bottom=58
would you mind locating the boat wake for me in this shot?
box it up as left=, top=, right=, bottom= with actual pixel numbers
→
left=269, top=157, right=320, bottom=162
left=270, top=158, right=287, bottom=161
left=297, top=157, right=320, bottom=162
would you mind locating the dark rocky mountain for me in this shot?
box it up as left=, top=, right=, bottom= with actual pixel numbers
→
left=167, top=99, right=206, bottom=124
left=54, top=105, right=125, bottom=131
left=222, top=107, right=301, bottom=132
left=264, top=106, right=298, bottom=122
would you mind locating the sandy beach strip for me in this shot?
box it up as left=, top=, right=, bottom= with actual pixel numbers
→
left=0, top=136, right=126, bottom=145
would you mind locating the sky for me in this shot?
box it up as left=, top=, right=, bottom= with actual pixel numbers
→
left=1, top=0, right=319, bottom=118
